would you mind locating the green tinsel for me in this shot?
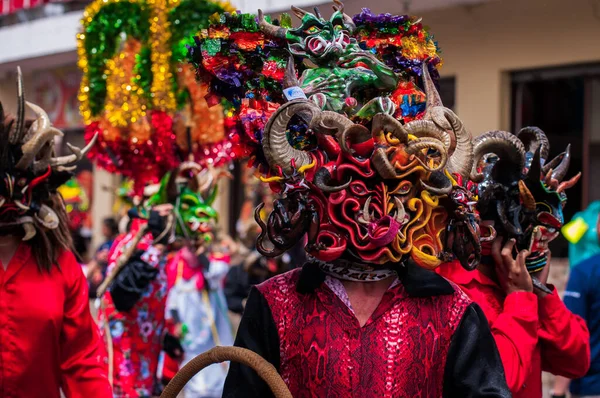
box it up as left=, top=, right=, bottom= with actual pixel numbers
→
left=84, top=2, right=150, bottom=117
left=169, top=0, right=227, bottom=109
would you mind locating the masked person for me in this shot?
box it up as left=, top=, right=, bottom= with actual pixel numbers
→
left=0, top=71, right=111, bottom=397
left=437, top=128, right=590, bottom=397
left=191, top=5, right=510, bottom=396
left=163, top=169, right=234, bottom=398
left=551, top=202, right=600, bottom=398
left=98, top=162, right=211, bottom=397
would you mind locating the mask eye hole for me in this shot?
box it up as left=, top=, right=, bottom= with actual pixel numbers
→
left=305, top=26, right=320, bottom=34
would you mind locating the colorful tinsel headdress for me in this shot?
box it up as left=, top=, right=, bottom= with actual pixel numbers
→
left=0, top=69, right=96, bottom=240
left=191, top=4, right=481, bottom=272
left=78, top=0, right=236, bottom=194
left=473, top=127, right=581, bottom=273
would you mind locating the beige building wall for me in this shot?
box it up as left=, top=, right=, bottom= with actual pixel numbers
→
left=418, top=0, right=600, bottom=135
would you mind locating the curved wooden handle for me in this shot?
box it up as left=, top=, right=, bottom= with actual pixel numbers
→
left=160, top=346, right=292, bottom=398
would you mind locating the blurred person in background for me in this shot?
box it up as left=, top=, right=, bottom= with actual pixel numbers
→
left=87, top=217, right=120, bottom=298
left=0, top=82, right=111, bottom=397
left=164, top=234, right=234, bottom=397
left=552, top=202, right=600, bottom=398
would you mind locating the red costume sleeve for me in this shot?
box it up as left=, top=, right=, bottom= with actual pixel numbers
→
left=489, top=291, right=539, bottom=392
left=538, top=285, right=591, bottom=378
left=59, top=251, right=112, bottom=398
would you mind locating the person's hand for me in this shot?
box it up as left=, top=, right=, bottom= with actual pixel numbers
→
left=491, top=238, right=533, bottom=295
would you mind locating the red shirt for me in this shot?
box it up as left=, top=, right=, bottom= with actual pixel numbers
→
left=0, top=243, right=112, bottom=398
left=437, top=260, right=591, bottom=397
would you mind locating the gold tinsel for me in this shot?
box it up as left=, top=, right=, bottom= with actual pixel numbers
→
left=148, top=0, right=177, bottom=112
left=104, top=39, right=147, bottom=127
left=77, top=0, right=138, bottom=124
left=174, top=65, right=225, bottom=149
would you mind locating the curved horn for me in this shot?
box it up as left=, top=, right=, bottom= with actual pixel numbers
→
left=46, top=132, right=98, bottom=172
left=421, top=62, right=442, bottom=120
left=22, top=220, right=37, bottom=241
left=371, top=147, right=397, bottom=179
left=309, top=110, right=353, bottom=138
left=517, top=126, right=550, bottom=163
left=10, top=66, right=25, bottom=145
left=551, top=144, right=571, bottom=182
left=291, top=5, right=310, bottom=19
left=313, top=167, right=352, bottom=193
left=405, top=137, right=448, bottom=172
left=35, top=204, right=59, bottom=229
left=421, top=170, right=452, bottom=195
left=557, top=172, right=581, bottom=194
left=262, top=100, right=319, bottom=174
left=372, top=113, right=409, bottom=144
left=24, top=101, right=51, bottom=140
left=431, top=107, right=473, bottom=178
left=258, top=10, right=288, bottom=39
left=341, top=124, right=371, bottom=154
left=470, top=131, right=525, bottom=182
left=283, top=54, right=299, bottom=89
left=404, top=119, right=450, bottom=150
left=332, top=0, right=355, bottom=32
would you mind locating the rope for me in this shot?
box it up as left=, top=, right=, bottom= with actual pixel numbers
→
left=100, top=299, right=114, bottom=387
left=160, top=346, right=292, bottom=398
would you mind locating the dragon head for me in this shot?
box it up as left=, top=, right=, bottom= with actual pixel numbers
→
left=145, top=162, right=227, bottom=245
left=258, top=0, right=355, bottom=64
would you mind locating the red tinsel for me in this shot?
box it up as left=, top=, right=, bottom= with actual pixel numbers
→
left=85, top=111, right=178, bottom=195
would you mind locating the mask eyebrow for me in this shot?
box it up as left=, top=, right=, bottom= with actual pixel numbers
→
left=181, top=194, right=201, bottom=206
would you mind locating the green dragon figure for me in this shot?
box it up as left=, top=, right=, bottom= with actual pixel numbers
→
left=145, top=162, right=223, bottom=244
left=259, top=1, right=398, bottom=118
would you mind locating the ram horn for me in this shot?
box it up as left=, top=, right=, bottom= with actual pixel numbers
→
left=340, top=124, right=371, bottom=154
left=371, top=147, right=398, bottom=179
left=404, top=120, right=450, bottom=150
left=258, top=10, right=288, bottom=39
left=517, top=126, right=550, bottom=163
left=405, top=137, right=448, bottom=172
left=421, top=170, right=453, bottom=195
left=372, top=113, right=409, bottom=144
left=309, top=110, right=353, bottom=138
left=470, top=130, right=525, bottom=182
left=313, top=167, right=351, bottom=193
left=431, top=107, right=473, bottom=178
left=262, top=100, right=320, bottom=174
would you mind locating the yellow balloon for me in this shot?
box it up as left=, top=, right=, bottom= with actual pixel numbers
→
left=561, top=217, right=589, bottom=244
